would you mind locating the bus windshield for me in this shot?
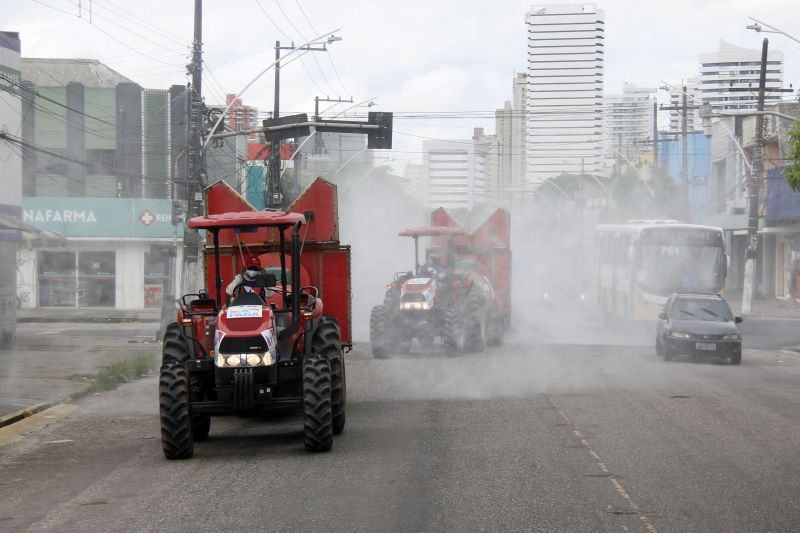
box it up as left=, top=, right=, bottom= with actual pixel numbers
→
left=640, top=244, right=724, bottom=295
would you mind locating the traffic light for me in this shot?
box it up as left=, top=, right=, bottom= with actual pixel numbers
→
left=367, top=112, right=393, bottom=150
left=171, top=200, right=183, bottom=226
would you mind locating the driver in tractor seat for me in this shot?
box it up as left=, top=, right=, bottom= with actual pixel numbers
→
left=225, top=256, right=266, bottom=299
left=419, top=255, right=442, bottom=278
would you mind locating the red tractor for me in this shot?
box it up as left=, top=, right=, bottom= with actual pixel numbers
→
left=159, top=179, right=351, bottom=459
left=370, top=208, right=511, bottom=357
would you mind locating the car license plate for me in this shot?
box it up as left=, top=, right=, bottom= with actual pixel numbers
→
left=696, top=342, right=716, bottom=351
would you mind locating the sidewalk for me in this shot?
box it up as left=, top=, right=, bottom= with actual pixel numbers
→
left=0, top=319, right=160, bottom=424
left=726, top=293, right=800, bottom=318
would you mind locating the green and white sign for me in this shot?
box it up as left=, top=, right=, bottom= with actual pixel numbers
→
left=22, top=197, right=183, bottom=238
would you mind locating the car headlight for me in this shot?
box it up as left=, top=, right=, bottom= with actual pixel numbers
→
left=670, top=331, right=691, bottom=339
left=722, top=334, right=741, bottom=340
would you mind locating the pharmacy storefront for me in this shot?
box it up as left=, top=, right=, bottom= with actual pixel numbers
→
left=18, top=197, right=183, bottom=309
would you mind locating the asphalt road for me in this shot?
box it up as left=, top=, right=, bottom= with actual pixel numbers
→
left=1, top=337, right=799, bottom=533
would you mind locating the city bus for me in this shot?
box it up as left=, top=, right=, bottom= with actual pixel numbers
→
left=596, top=221, right=727, bottom=320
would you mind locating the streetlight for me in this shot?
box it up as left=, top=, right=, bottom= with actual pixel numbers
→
left=746, top=17, right=800, bottom=46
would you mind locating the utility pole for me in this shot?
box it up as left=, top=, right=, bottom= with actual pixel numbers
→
left=653, top=101, right=659, bottom=176
left=681, top=88, right=689, bottom=211
left=742, top=38, right=769, bottom=315
left=660, top=88, right=700, bottom=219
left=267, top=41, right=329, bottom=209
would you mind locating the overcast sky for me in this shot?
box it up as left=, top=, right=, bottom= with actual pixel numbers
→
left=6, top=0, right=800, bottom=168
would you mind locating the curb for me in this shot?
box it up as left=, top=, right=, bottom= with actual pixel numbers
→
left=17, top=317, right=160, bottom=324
left=0, top=402, right=54, bottom=429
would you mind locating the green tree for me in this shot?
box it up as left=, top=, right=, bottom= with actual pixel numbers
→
left=786, top=110, right=800, bottom=191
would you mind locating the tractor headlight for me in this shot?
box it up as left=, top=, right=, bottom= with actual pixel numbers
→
left=216, top=351, right=275, bottom=368
left=670, top=331, right=691, bottom=339
left=400, top=301, right=429, bottom=311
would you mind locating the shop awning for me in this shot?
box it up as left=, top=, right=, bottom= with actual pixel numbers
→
left=0, top=215, right=67, bottom=246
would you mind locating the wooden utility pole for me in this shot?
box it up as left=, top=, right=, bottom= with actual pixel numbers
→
left=660, top=87, right=700, bottom=218
left=742, top=38, right=769, bottom=315
left=653, top=101, right=659, bottom=174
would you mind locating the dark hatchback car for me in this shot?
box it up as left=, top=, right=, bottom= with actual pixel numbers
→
left=656, top=293, right=743, bottom=365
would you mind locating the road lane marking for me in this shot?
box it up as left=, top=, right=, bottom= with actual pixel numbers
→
left=548, top=397, right=658, bottom=533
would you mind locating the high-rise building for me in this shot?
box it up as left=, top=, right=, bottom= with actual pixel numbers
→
left=665, top=79, right=702, bottom=134
left=525, top=3, right=605, bottom=183
left=224, top=93, right=259, bottom=139
left=423, top=138, right=488, bottom=210
left=699, top=40, right=784, bottom=112
left=604, top=83, right=656, bottom=163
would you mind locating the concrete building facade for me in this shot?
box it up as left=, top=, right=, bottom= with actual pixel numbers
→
left=699, top=40, right=784, bottom=112
left=423, top=138, right=488, bottom=210
left=604, top=82, right=656, bottom=164
left=525, top=3, right=605, bottom=183
left=14, top=58, right=186, bottom=310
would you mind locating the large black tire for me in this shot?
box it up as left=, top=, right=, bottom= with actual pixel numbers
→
left=442, top=307, right=465, bottom=356
left=463, top=292, right=485, bottom=354
left=383, top=288, right=399, bottom=308
left=486, top=313, right=505, bottom=347
left=303, top=356, right=333, bottom=452
left=370, top=305, right=390, bottom=359
left=159, top=363, right=194, bottom=459
left=162, top=322, right=210, bottom=440
left=162, top=322, right=190, bottom=365
left=311, top=317, right=346, bottom=435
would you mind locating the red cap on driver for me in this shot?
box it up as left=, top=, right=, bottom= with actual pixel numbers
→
left=246, top=256, right=261, bottom=269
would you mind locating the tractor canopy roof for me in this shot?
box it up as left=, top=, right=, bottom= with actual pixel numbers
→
left=187, top=211, right=305, bottom=230
left=398, top=226, right=467, bottom=237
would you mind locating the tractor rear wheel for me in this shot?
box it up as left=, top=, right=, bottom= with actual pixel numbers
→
left=370, top=305, right=390, bottom=359
left=463, top=292, right=485, bottom=353
left=159, top=362, right=194, bottom=459
left=302, top=356, right=333, bottom=452
left=162, top=322, right=210, bottom=440
left=312, top=317, right=346, bottom=435
left=442, top=307, right=465, bottom=356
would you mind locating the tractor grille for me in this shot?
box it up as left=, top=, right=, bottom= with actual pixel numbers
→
left=219, top=335, right=268, bottom=354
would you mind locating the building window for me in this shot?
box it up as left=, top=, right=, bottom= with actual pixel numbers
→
left=38, top=250, right=116, bottom=308
left=144, top=245, right=172, bottom=308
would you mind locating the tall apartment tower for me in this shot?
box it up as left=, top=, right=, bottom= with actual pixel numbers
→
left=525, top=3, right=605, bottom=183
left=604, top=82, right=656, bottom=162
left=423, top=138, right=488, bottom=210
left=699, top=40, right=784, bottom=111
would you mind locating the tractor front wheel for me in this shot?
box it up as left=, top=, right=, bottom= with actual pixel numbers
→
left=303, top=356, right=333, bottom=452
left=463, top=292, right=486, bottom=353
left=442, top=307, right=465, bottom=356
left=370, top=305, right=391, bottom=359
left=159, top=363, right=194, bottom=459
left=312, top=317, right=346, bottom=435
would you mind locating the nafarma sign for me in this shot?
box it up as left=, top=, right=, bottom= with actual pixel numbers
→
left=22, top=197, right=182, bottom=238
